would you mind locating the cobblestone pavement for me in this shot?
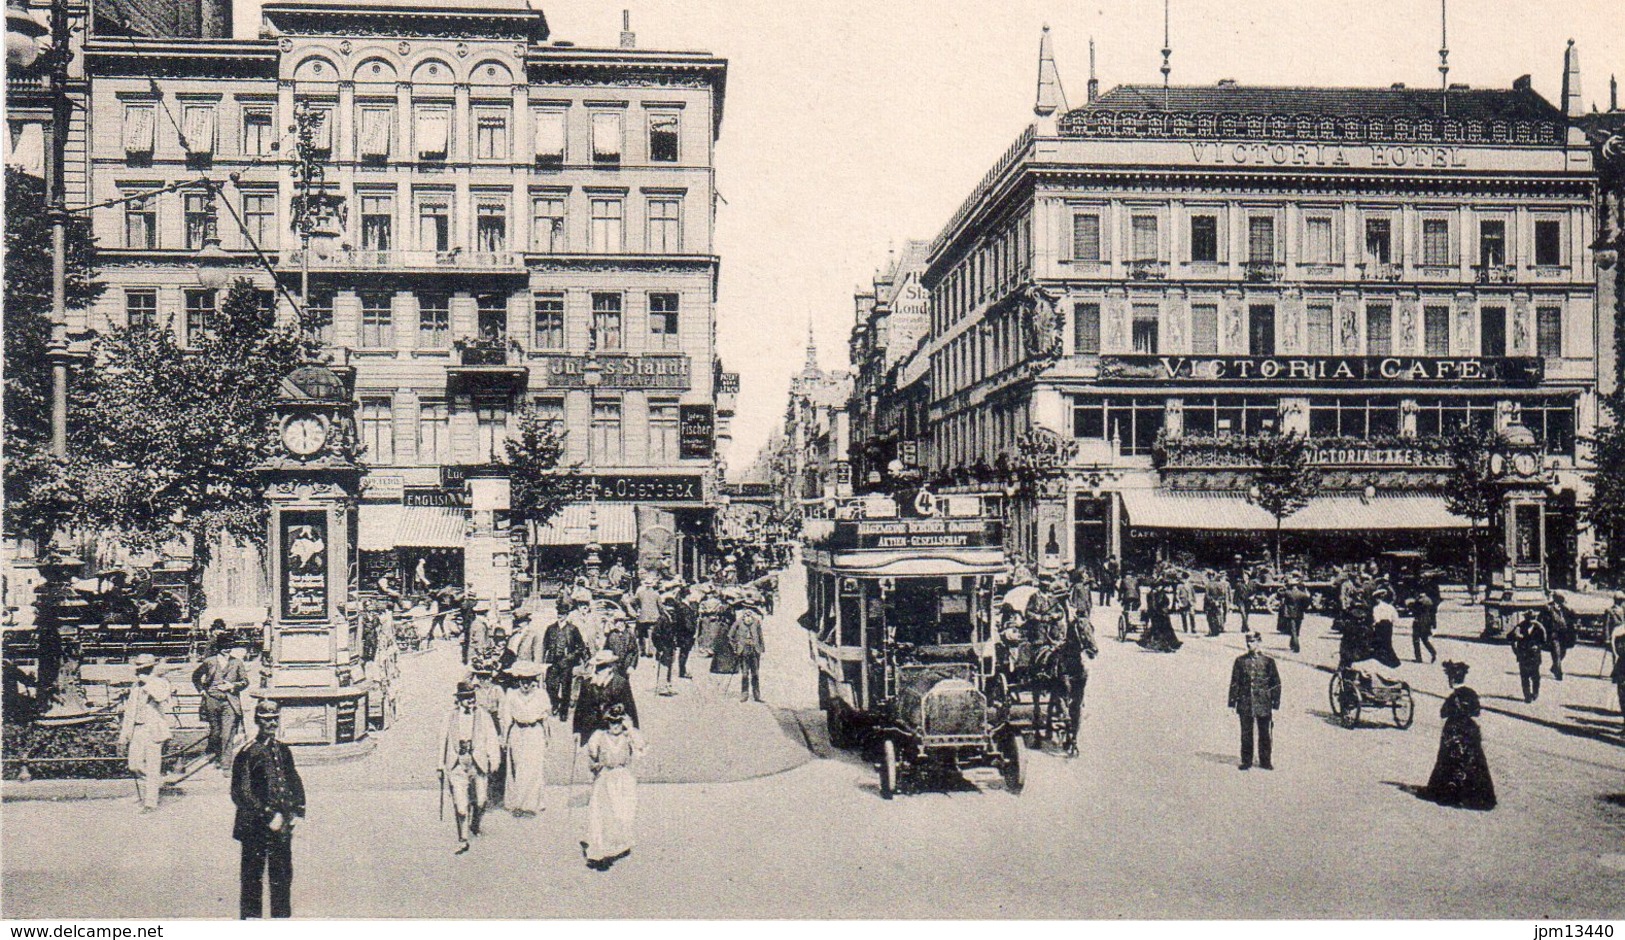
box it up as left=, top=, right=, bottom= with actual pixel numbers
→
left=4, top=568, right=1622, bottom=919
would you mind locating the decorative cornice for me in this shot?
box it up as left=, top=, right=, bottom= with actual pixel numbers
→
left=1059, top=109, right=1563, bottom=148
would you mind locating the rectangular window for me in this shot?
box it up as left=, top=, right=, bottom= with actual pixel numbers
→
left=1191, top=303, right=1219, bottom=355
left=531, top=194, right=567, bottom=252
left=124, top=193, right=156, bottom=249
left=591, top=397, right=624, bottom=463
left=1537, top=306, right=1562, bottom=358
left=184, top=191, right=213, bottom=250
left=418, top=196, right=451, bottom=251
left=1073, top=397, right=1165, bottom=456
left=1364, top=218, right=1392, bottom=264
left=307, top=290, right=334, bottom=346
left=1248, top=216, right=1275, bottom=262
left=1479, top=219, right=1507, bottom=267
left=358, top=107, right=391, bottom=160
left=1415, top=396, right=1497, bottom=438
left=1248, top=304, right=1276, bottom=357
left=1181, top=396, right=1279, bottom=437
left=649, top=292, right=680, bottom=350
left=534, top=110, right=566, bottom=164
left=1423, top=305, right=1451, bottom=355
left=591, top=111, right=623, bottom=162
left=1480, top=306, right=1507, bottom=357
left=242, top=108, right=274, bottom=157
left=1307, top=397, right=1402, bottom=439
left=647, top=197, right=682, bottom=253
left=1073, top=302, right=1100, bottom=355
left=299, top=104, right=333, bottom=155
left=360, top=292, right=394, bottom=348
left=474, top=109, right=509, bottom=160
left=476, top=294, right=507, bottom=343
left=1523, top=398, right=1576, bottom=456
left=415, top=107, right=450, bottom=160
left=1072, top=213, right=1101, bottom=262
left=123, top=104, right=155, bottom=156
left=1534, top=220, right=1562, bottom=266
left=1131, top=215, right=1159, bottom=261
left=361, top=398, right=395, bottom=465
left=532, top=293, right=565, bottom=349
left=591, top=292, right=623, bottom=349
left=360, top=193, right=393, bottom=251
left=648, top=399, right=679, bottom=463
left=181, top=104, right=216, bottom=156
left=124, top=289, right=157, bottom=328
left=1189, top=214, right=1218, bottom=262
left=1304, top=217, right=1333, bottom=264
left=1365, top=304, right=1393, bottom=356
left=648, top=111, right=679, bottom=162
left=1130, top=304, right=1159, bottom=355
left=241, top=192, right=276, bottom=249
left=1306, top=304, right=1333, bottom=355
left=590, top=197, right=624, bottom=253
left=417, top=398, right=450, bottom=464
left=418, top=292, right=449, bottom=348
left=531, top=395, right=564, bottom=429
left=183, top=289, right=216, bottom=345
left=1423, top=219, right=1451, bottom=266
left=475, top=200, right=508, bottom=252
left=474, top=397, right=508, bottom=463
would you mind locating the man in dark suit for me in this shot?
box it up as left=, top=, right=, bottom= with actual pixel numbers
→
left=1227, top=632, right=1282, bottom=770
left=1278, top=576, right=1312, bottom=654
left=231, top=699, right=306, bottom=919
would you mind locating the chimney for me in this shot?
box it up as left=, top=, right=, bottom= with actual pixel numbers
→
left=1561, top=39, right=1582, bottom=116
left=1087, top=37, right=1098, bottom=104
left=619, top=9, right=636, bottom=49
left=1612, top=74, right=1618, bottom=112
left=200, top=0, right=232, bottom=38
left=1033, top=25, right=1068, bottom=120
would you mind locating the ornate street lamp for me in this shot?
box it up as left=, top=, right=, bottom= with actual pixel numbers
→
left=5, top=0, right=45, bottom=71
left=583, top=348, right=604, bottom=575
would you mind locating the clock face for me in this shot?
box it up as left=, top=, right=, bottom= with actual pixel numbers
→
left=282, top=416, right=328, bottom=456
left=1513, top=453, right=1538, bottom=477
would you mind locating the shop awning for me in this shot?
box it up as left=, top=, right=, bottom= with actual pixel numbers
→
left=396, top=506, right=467, bottom=548
left=530, top=503, right=637, bottom=546
left=1119, top=491, right=1471, bottom=532
left=358, top=504, right=402, bottom=552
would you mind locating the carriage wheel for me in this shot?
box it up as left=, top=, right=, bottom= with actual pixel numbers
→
left=1327, top=671, right=1345, bottom=717
left=1002, top=733, right=1027, bottom=795
left=1392, top=684, right=1415, bottom=730
left=1117, top=612, right=1131, bottom=642
left=879, top=738, right=899, bottom=800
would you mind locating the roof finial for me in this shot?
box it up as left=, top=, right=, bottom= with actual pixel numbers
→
left=1088, top=36, right=1099, bottom=103
left=1160, top=0, right=1172, bottom=109
left=1034, top=24, right=1068, bottom=118
left=1562, top=38, right=1583, bottom=117
left=619, top=9, right=636, bottom=49
left=1438, top=0, right=1450, bottom=115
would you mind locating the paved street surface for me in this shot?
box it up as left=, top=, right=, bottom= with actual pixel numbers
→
left=4, top=567, right=1623, bottom=919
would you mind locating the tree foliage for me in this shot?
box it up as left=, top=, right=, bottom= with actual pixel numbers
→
left=1587, top=393, right=1625, bottom=570
left=1245, top=432, right=1320, bottom=569
left=62, top=279, right=320, bottom=571
left=504, top=405, right=574, bottom=528
left=3, top=167, right=104, bottom=544
left=1442, top=426, right=1499, bottom=525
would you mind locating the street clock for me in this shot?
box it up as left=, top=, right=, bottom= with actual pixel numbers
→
left=280, top=414, right=329, bottom=457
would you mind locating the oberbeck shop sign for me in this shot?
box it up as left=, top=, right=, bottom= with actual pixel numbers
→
left=542, top=355, right=690, bottom=389
left=1099, top=355, right=1543, bottom=386
left=567, top=474, right=704, bottom=503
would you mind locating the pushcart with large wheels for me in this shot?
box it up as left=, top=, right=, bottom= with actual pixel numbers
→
left=1328, top=667, right=1415, bottom=729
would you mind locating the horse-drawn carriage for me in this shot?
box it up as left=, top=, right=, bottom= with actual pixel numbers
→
left=803, top=496, right=1028, bottom=797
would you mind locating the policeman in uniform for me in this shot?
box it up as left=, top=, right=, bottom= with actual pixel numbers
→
left=231, top=699, right=305, bottom=919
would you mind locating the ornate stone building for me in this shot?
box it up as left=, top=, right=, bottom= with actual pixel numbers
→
left=77, top=0, right=730, bottom=612
left=917, top=34, right=1601, bottom=585
left=847, top=240, right=929, bottom=491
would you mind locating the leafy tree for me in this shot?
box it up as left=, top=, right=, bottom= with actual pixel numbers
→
left=2, top=167, right=104, bottom=546
left=1244, top=432, right=1319, bottom=572
left=1587, top=395, right=1625, bottom=582
left=63, top=278, right=320, bottom=609
left=504, top=405, right=573, bottom=530
left=1443, top=426, right=1501, bottom=598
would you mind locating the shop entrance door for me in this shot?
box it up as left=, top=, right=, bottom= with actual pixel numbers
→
left=1074, top=497, right=1111, bottom=571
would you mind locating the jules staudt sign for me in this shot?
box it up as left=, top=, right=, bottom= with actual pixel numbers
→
left=1100, top=355, right=1543, bottom=386
left=542, top=355, right=691, bottom=389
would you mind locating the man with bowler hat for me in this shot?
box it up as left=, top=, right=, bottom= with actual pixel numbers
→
left=231, top=699, right=305, bottom=919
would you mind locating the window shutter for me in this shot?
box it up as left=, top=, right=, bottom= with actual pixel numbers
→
left=416, top=110, right=449, bottom=158
left=360, top=109, right=390, bottom=158
left=181, top=107, right=216, bottom=155
left=123, top=106, right=154, bottom=155
left=310, top=109, right=333, bottom=151
left=591, top=111, right=622, bottom=160
left=534, top=111, right=565, bottom=159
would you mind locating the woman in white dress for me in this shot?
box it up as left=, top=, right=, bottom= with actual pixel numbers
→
left=499, top=662, right=551, bottom=816
left=582, top=702, right=646, bottom=870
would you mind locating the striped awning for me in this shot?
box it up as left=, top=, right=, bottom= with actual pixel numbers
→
left=1119, top=491, right=1470, bottom=532
left=397, top=506, right=467, bottom=548
left=530, top=503, right=637, bottom=546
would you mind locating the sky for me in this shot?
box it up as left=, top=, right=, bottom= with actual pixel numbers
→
left=235, top=0, right=1622, bottom=472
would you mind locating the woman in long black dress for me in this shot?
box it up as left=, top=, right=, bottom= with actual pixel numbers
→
left=1423, top=686, right=1496, bottom=810
left=1136, top=579, right=1182, bottom=653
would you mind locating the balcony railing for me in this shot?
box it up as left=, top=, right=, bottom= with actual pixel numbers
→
left=1127, top=259, right=1169, bottom=280
left=1473, top=263, right=1516, bottom=284
left=284, top=249, right=523, bottom=271
left=1243, top=260, right=1284, bottom=282
left=1359, top=261, right=1403, bottom=282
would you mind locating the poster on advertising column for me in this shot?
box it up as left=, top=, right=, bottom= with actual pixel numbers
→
left=281, top=510, right=329, bottom=621
left=679, top=404, right=715, bottom=459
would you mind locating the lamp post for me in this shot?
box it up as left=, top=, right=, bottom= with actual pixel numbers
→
left=583, top=341, right=604, bottom=577
left=289, top=101, right=342, bottom=332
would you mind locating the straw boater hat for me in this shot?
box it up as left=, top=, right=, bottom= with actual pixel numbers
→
left=507, top=660, right=544, bottom=679
left=132, top=653, right=157, bottom=671
left=455, top=679, right=478, bottom=700
left=589, top=648, right=619, bottom=669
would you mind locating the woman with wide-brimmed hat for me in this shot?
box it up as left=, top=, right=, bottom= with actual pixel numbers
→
left=499, top=661, right=551, bottom=816
left=571, top=648, right=639, bottom=744
left=582, top=702, right=646, bottom=870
